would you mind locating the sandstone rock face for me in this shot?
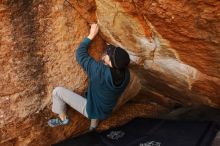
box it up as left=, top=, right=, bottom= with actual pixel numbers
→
left=0, top=0, right=219, bottom=145
left=96, top=0, right=220, bottom=107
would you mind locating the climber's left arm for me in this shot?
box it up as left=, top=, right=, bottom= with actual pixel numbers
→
left=76, top=24, right=101, bottom=77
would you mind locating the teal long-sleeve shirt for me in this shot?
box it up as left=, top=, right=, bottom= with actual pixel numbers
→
left=76, top=38, right=130, bottom=120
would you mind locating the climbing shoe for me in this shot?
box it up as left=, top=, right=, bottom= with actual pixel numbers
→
left=48, top=117, right=69, bottom=127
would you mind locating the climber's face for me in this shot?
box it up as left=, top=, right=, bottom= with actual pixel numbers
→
left=102, top=54, right=112, bottom=68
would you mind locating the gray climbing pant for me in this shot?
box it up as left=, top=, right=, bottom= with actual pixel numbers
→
left=52, top=86, right=99, bottom=129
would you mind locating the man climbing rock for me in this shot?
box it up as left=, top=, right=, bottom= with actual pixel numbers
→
left=48, top=24, right=130, bottom=131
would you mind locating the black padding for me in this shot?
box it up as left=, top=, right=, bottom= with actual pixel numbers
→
left=53, top=118, right=219, bottom=146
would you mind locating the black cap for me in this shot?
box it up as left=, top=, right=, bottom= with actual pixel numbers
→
left=106, top=44, right=130, bottom=69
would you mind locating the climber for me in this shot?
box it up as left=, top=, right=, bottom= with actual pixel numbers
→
left=48, top=24, right=130, bottom=131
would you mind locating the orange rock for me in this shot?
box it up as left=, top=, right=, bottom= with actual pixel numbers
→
left=0, top=0, right=220, bottom=145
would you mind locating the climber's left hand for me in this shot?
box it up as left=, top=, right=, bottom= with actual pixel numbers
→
left=87, top=23, right=99, bottom=40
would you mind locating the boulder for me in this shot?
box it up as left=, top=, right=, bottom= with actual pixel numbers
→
left=0, top=0, right=219, bottom=145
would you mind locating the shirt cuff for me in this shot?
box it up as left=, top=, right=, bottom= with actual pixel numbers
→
left=83, top=37, right=91, bottom=44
